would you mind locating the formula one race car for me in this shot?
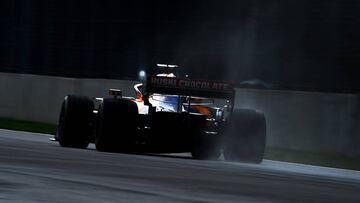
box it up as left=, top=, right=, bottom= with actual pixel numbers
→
left=55, top=65, right=266, bottom=162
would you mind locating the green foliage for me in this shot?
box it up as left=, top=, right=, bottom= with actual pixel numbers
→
left=265, top=147, right=360, bottom=171
left=0, top=118, right=56, bottom=135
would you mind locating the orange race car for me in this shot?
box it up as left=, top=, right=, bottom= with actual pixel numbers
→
left=55, top=65, right=266, bottom=162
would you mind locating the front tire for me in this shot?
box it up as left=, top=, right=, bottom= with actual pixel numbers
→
left=223, top=109, right=266, bottom=163
left=57, top=95, right=94, bottom=149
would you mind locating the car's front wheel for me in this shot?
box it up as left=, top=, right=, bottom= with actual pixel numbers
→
left=57, top=95, right=94, bottom=149
left=223, top=109, right=266, bottom=163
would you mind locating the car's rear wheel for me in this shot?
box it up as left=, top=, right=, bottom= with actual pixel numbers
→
left=190, top=114, right=221, bottom=160
left=223, top=109, right=266, bottom=163
left=191, top=132, right=221, bottom=160
left=95, top=98, right=138, bottom=152
left=57, top=95, right=94, bottom=149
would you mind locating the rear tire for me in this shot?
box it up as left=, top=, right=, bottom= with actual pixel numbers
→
left=190, top=114, right=221, bottom=160
left=191, top=133, right=221, bottom=160
left=95, top=98, right=138, bottom=152
left=223, top=109, right=266, bottom=163
left=57, top=95, right=94, bottom=149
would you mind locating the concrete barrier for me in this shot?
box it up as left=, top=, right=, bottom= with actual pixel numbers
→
left=0, top=73, right=138, bottom=124
left=0, top=72, right=359, bottom=156
left=235, top=89, right=360, bottom=156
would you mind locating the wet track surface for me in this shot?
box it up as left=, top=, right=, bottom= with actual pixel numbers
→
left=0, top=129, right=359, bottom=202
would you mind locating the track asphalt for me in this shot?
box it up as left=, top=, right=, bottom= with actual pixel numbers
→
left=0, top=129, right=359, bottom=203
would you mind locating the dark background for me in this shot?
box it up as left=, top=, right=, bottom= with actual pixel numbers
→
left=0, top=0, right=359, bottom=93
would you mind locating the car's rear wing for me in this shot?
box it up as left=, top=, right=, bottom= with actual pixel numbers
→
left=146, top=76, right=235, bottom=102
